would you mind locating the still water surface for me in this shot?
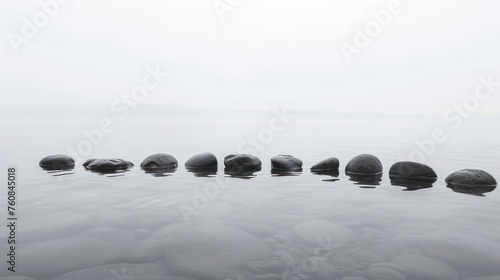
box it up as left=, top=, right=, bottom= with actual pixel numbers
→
left=0, top=118, right=499, bottom=280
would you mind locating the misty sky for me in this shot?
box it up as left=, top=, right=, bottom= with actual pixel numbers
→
left=1, top=0, right=500, bottom=116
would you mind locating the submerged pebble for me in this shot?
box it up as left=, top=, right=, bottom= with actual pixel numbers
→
left=418, top=233, right=500, bottom=275
left=391, top=253, right=458, bottom=280
left=18, top=237, right=122, bottom=278
left=79, top=226, right=136, bottom=248
left=293, top=220, right=354, bottom=248
left=52, top=263, right=181, bottom=280
left=162, top=225, right=272, bottom=280
left=365, top=267, right=405, bottom=280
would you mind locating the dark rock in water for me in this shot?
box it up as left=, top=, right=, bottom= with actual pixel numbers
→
left=345, top=154, right=383, bottom=175
left=224, top=154, right=262, bottom=178
left=389, top=161, right=437, bottom=182
left=446, top=169, right=496, bottom=186
left=185, top=152, right=218, bottom=170
left=39, top=155, right=75, bottom=170
left=310, top=157, right=340, bottom=171
left=141, top=153, right=178, bottom=170
left=224, top=154, right=262, bottom=171
left=446, top=169, right=497, bottom=195
left=83, top=158, right=134, bottom=173
left=271, top=155, right=303, bottom=171
left=389, top=161, right=436, bottom=191
left=82, top=158, right=97, bottom=167
left=311, top=157, right=340, bottom=177
left=185, top=152, right=218, bottom=177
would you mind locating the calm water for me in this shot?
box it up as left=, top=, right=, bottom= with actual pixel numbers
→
left=0, top=118, right=499, bottom=280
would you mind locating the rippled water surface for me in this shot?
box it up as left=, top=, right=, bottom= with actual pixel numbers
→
left=0, top=118, right=499, bottom=280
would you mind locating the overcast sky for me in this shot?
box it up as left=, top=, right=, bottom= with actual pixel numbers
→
left=1, top=0, right=500, bottom=117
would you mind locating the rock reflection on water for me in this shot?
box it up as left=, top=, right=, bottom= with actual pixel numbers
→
left=446, top=183, right=497, bottom=197
left=186, top=167, right=218, bottom=177
left=311, top=169, right=340, bottom=177
left=142, top=167, right=177, bottom=177
left=390, top=177, right=435, bottom=191
left=271, top=169, right=303, bottom=177
left=348, top=174, right=382, bottom=186
left=91, top=169, right=130, bottom=177
left=44, top=169, right=75, bottom=177
left=224, top=166, right=261, bottom=179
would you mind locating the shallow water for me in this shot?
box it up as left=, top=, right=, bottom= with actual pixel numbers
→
left=0, top=118, right=499, bottom=280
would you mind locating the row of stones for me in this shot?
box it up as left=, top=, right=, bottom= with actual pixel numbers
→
left=39, top=153, right=497, bottom=190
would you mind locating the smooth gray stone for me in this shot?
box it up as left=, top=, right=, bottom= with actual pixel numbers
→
left=185, top=152, right=218, bottom=169
left=271, top=155, right=303, bottom=171
left=39, top=154, right=75, bottom=170
left=446, top=169, right=497, bottom=194
left=311, top=157, right=340, bottom=171
left=389, top=161, right=437, bottom=181
left=224, top=154, right=262, bottom=170
left=345, top=154, right=383, bottom=175
left=83, top=158, right=134, bottom=172
left=141, top=153, right=178, bottom=170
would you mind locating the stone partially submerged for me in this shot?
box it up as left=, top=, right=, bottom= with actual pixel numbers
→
left=445, top=169, right=497, bottom=195
left=224, top=154, right=262, bottom=170
left=141, top=153, right=178, bottom=172
left=345, top=154, right=382, bottom=185
left=311, top=157, right=340, bottom=171
left=185, top=152, right=218, bottom=170
left=224, top=154, right=262, bottom=177
left=311, top=157, right=340, bottom=176
left=185, top=152, right=218, bottom=177
left=271, top=155, right=303, bottom=172
left=345, top=154, right=383, bottom=176
left=389, top=161, right=437, bottom=181
left=83, top=158, right=134, bottom=173
left=39, top=155, right=75, bottom=170
left=389, top=161, right=437, bottom=190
